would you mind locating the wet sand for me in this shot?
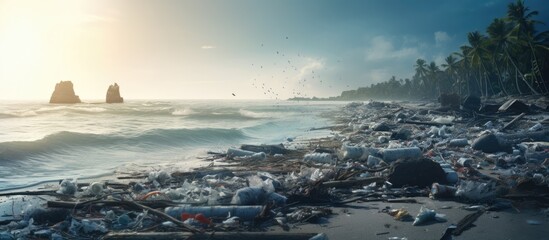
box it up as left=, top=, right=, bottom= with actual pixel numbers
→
left=270, top=197, right=548, bottom=240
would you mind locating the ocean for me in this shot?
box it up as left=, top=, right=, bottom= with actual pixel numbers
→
left=0, top=100, right=342, bottom=191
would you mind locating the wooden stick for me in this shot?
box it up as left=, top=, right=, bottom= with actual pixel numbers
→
left=102, top=232, right=319, bottom=240
left=402, top=120, right=452, bottom=126
left=47, top=199, right=177, bottom=209
left=0, top=190, right=59, bottom=197
left=453, top=210, right=484, bottom=236
left=321, top=177, right=384, bottom=188
left=385, top=198, right=418, bottom=203
left=501, top=112, right=526, bottom=131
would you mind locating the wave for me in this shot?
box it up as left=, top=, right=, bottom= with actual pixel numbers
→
left=0, top=128, right=250, bottom=162
left=36, top=106, right=107, bottom=113
left=0, top=106, right=108, bottom=118
left=173, top=109, right=269, bottom=120
left=0, top=111, right=38, bottom=118
left=171, top=107, right=196, bottom=116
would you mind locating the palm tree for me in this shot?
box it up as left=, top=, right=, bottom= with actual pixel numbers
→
left=486, top=18, right=511, bottom=96
left=506, top=0, right=542, bottom=94
left=466, top=31, right=491, bottom=97
left=427, top=61, right=441, bottom=96
left=455, top=48, right=473, bottom=96
left=442, top=54, right=459, bottom=94
left=506, top=0, right=539, bottom=37
left=414, top=59, right=428, bottom=86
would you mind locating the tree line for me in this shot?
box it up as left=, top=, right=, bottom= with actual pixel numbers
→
left=336, top=0, right=548, bottom=101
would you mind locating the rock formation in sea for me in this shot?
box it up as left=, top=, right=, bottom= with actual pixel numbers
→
left=106, top=83, right=124, bottom=103
left=49, top=81, right=81, bottom=104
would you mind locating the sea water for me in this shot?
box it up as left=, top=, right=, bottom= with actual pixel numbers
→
left=0, top=100, right=342, bottom=190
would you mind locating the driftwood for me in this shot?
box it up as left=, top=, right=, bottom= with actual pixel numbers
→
left=402, top=120, right=452, bottom=126
left=499, top=130, right=549, bottom=144
left=453, top=210, right=484, bottom=236
left=47, top=199, right=177, bottom=209
left=0, top=190, right=59, bottom=197
left=385, top=198, right=418, bottom=203
left=102, top=232, right=319, bottom=240
left=240, top=144, right=289, bottom=154
left=501, top=112, right=526, bottom=131
left=321, top=177, right=384, bottom=188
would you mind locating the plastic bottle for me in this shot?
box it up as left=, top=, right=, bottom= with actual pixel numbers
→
left=341, top=145, right=365, bottom=160
left=457, top=158, right=472, bottom=167
left=448, top=139, right=468, bottom=147
left=366, top=155, right=383, bottom=167
left=528, top=123, right=542, bottom=131
left=430, top=183, right=457, bottom=198
left=303, top=153, right=334, bottom=164
left=381, top=147, right=422, bottom=163
left=227, top=148, right=255, bottom=158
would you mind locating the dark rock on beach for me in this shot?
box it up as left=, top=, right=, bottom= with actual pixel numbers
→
left=49, top=81, right=81, bottom=104
left=106, top=83, right=124, bottom=103
left=388, top=158, right=447, bottom=187
left=471, top=133, right=512, bottom=153
left=462, top=95, right=481, bottom=111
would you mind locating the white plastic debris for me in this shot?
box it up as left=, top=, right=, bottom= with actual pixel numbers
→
left=381, top=147, right=422, bottom=163
left=227, top=148, right=255, bottom=158
left=303, top=153, right=334, bottom=164
left=448, top=138, right=468, bottom=147
left=222, top=216, right=240, bottom=227
left=148, top=170, right=171, bottom=186
left=166, top=206, right=263, bottom=221
left=412, top=206, right=446, bottom=226
left=341, top=145, right=368, bottom=160
left=309, top=233, right=329, bottom=240
left=367, top=155, right=384, bottom=167
left=87, top=182, right=103, bottom=196
left=528, top=123, right=543, bottom=131
left=455, top=180, right=499, bottom=202
left=432, top=116, right=455, bottom=124
left=57, top=179, right=77, bottom=195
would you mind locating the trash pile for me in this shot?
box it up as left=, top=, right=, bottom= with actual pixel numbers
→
left=1, top=96, right=548, bottom=239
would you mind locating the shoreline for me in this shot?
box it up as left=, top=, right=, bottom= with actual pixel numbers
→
left=1, top=98, right=548, bottom=239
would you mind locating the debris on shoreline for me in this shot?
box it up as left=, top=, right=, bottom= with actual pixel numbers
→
left=1, top=96, right=549, bottom=239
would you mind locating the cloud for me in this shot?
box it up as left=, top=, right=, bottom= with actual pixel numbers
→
left=201, top=45, right=216, bottom=49
left=365, top=36, right=420, bottom=61
left=434, top=31, right=451, bottom=46
left=295, top=58, right=325, bottom=80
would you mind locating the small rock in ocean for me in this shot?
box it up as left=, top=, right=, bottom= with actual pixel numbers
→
left=106, top=83, right=124, bottom=103
left=49, top=81, right=81, bottom=104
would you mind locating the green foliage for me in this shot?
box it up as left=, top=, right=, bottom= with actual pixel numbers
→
left=334, top=0, right=549, bottom=101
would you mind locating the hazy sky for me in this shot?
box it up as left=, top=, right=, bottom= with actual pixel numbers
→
left=1, top=0, right=548, bottom=100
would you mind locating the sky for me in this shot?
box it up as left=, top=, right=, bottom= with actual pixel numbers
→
left=1, top=0, right=548, bottom=100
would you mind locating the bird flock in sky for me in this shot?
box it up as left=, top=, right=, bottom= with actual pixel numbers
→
left=245, top=36, right=339, bottom=100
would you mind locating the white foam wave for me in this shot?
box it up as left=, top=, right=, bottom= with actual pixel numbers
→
left=35, top=106, right=107, bottom=113
left=0, top=110, right=38, bottom=118
left=239, top=109, right=270, bottom=119
left=172, top=107, right=195, bottom=116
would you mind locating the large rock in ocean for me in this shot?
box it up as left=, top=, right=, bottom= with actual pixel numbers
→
left=106, top=83, right=123, bottom=103
left=49, top=81, right=81, bottom=104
